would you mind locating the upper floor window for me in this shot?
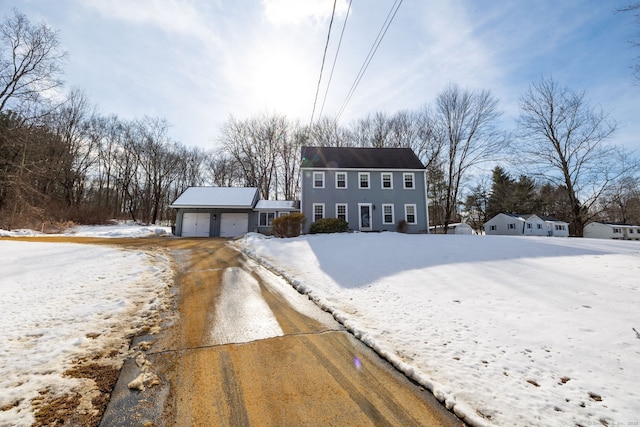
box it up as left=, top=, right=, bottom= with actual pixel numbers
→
left=359, top=172, right=370, bottom=189
left=313, top=172, right=325, bottom=188
left=336, top=203, right=348, bottom=221
left=381, top=173, right=393, bottom=189
left=335, top=172, right=347, bottom=189
left=382, top=204, right=394, bottom=224
left=403, top=173, right=414, bottom=189
left=405, top=204, right=417, bottom=224
left=313, top=203, right=325, bottom=222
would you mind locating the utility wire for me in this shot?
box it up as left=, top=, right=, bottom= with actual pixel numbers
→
left=310, top=0, right=338, bottom=127
left=318, top=0, right=353, bottom=120
left=334, top=0, right=403, bottom=124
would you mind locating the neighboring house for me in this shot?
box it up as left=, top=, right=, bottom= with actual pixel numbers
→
left=584, top=222, right=640, bottom=240
left=170, top=187, right=260, bottom=237
left=254, top=200, right=299, bottom=234
left=484, top=213, right=569, bottom=237
left=446, top=222, right=473, bottom=235
left=300, top=146, right=428, bottom=233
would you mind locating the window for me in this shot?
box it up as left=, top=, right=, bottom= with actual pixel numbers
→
left=336, top=204, right=348, bottom=222
left=490, top=225, right=496, bottom=231
left=359, top=172, right=370, bottom=189
left=508, top=223, right=516, bottom=229
left=313, top=172, right=325, bottom=188
left=259, top=212, right=275, bottom=227
left=381, top=173, right=393, bottom=189
left=403, top=173, right=414, bottom=189
left=335, top=172, right=347, bottom=189
left=526, top=223, right=532, bottom=229
left=630, top=229, right=635, bottom=234
left=313, top=203, right=325, bottom=222
left=405, top=204, right=417, bottom=224
left=555, top=224, right=565, bottom=231
left=382, top=204, right=394, bottom=224
left=613, top=228, right=621, bottom=233
left=537, top=224, right=542, bottom=229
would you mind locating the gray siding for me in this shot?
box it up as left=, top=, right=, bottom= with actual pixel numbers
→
left=301, top=169, right=428, bottom=233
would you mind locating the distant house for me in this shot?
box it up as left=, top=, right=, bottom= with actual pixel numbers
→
left=300, top=146, right=428, bottom=233
left=583, top=222, right=640, bottom=240
left=447, top=222, right=473, bottom=235
left=484, top=213, right=569, bottom=237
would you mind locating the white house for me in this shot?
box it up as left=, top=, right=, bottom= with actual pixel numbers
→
left=584, top=222, right=640, bottom=240
left=484, top=213, right=569, bottom=237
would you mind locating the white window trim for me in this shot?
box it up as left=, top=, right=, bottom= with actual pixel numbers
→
left=312, top=203, right=325, bottom=222
left=381, top=172, right=393, bottom=189
left=259, top=212, right=276, bottom=227
left=335, top=172, right=347, bottom=189
left=382, top=204, right=394, bottom=225
left=313, top=171, right=325, bottom=188
left=335, top=203, right=348, bottom=221
left=403, top=172, right=415, bottom=189
left=404, top=204, right=417, bottom=225
left=358, top=172, right=370, bottom=189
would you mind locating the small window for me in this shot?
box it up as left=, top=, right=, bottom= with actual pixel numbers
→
left=403, top=173, right=414, bottom=189
left=313, top=203, right=325, bottom=222
left=614, top=228, right=621, bottom=233
left=381, top=173, right=393, bottom=189
left=508, top=223, right=516, bottom=229
left=335, top=172, right=347, bottom=189
left=630, top=229, right=634, bottom=234
left=259, top=212, right=275, bottom=227
left=405, top=204, right=417, bottom=224
left=537, top=224, right=542, bottom=229
left=359, top=172, right=370, bottom=189
left=313, top=172, right=325, bottom=188
left=382, top=204, right=394, bottom=224
left=336, top=204, right=348, bottom=221
left=490, top=225, right=496, bottom=231
left=526, top=223, right=532, bottom=229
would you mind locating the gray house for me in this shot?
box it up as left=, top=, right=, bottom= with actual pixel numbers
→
left=170, top=187, right=260, bottom=237
left=300, top=146, right=428, bottom=233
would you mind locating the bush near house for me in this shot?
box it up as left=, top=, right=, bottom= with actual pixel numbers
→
left=309, top=218, right=349, bottom=234
left=271, top=212, right=306, bottom=238
left=397, top=220, right=408, bottom=233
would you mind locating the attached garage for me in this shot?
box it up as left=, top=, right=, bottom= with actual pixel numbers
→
left=220, top=213, right=249, bottom=237
left=181, top=213, right=211, bottom=237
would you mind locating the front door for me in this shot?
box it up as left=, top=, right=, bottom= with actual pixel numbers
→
left=358, top=203, right=372, bottom=231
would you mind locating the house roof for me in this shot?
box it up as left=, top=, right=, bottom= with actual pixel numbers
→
left=255, top=200, right=297, bottom=210
left=170, top=187, right=259, bottom=209
left=301, top=146, right=425, bottom=169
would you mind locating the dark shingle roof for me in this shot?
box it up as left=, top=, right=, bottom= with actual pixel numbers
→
left=301, top=146, right=424, bottom=169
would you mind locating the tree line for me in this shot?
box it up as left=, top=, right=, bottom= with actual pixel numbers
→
left=1, top=9, right=638, bottom=235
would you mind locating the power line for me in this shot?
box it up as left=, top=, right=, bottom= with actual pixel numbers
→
left=318, top=0, right=353, bottom=120
left=334, top=0, right=403, bottom=124
left=309, top=0, right=338, bottom=127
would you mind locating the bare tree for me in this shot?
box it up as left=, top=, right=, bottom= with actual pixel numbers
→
left=433, top=84, right=506, bottom=232
left=517, top=76, right=632, bottom=236
left=617, top=3, right=640, bottom=81
left=0, top=9, right=66, bottom=114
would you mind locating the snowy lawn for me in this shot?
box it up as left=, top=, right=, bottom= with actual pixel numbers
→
left=239, top=232, right=640, bottom=427
left=0, top=229, right=173, bottom=426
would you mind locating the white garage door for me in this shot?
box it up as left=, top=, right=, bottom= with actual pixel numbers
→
left=220, top=213, right=249, bottom=237
left=182, top=213, right=211, bottom=237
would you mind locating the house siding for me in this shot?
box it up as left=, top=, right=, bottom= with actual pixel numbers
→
left=301, top=168, right=428, bottom=233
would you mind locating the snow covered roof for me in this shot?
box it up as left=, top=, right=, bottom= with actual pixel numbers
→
left=254, top=200, right=297, bottom=210
left=170, top=187, right=259, bottom=209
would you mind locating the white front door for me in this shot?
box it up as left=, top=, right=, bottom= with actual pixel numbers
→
left=358, top=203, right=372, bottom=231
left=182, top=213, right=211, bottom=237
left=220, top=213, right=249, bottom=237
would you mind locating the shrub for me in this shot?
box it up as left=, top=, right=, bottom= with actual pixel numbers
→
left=309, top=217, right=348, bottom=234
left=271, top=212, right=306, bottom=238
left=397, top=219, right=408, bottom=233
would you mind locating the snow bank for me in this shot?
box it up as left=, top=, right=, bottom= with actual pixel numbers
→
left=239, top=232, right=640, bottom=427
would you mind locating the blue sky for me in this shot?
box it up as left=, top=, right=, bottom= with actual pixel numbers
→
left=12, top=0, right=640, bottom=152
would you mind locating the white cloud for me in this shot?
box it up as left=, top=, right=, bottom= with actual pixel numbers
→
left=261, top=0, right=349, bottom=26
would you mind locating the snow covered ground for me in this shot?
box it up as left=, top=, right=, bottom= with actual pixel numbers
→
left=0, top=224, right=173, bottom=426
left=2, top=223, right=639, bottom=427
left=239, top=232, right=640, bottom=427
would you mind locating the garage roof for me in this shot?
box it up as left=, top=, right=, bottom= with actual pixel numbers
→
left=170, top=187, right=259, bottom=209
